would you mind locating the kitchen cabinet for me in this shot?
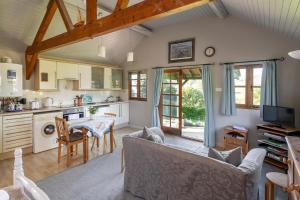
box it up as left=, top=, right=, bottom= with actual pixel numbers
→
left=104, top=68, right=112, bottom=89
left=111, top=69, right=123, bottom=89
left=119, top=102, right=129, bottom=124
left=2, top=114, right=33, bottom=153
left=75, top=64, right=92, bottom=90
left=91, top=67, right=104, bottom=89
left=57, top=62, right=78, bottom=80
left=0, top=63, right=23, bottom=97
left=91, top=67, right=112, bottom=89
left=35, top=59, right=57, bottom=90
left=0, top=116, right=2, bottom=153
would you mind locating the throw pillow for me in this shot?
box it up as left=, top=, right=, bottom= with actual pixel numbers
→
left=208, top=147, right=243, bottom=166
left=148, top=134, right=163, bottom=144
left=142, top=126, right=164, bottom=144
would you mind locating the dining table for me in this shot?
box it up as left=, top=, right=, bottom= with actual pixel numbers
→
left=69, top=115, right=116, bottom=153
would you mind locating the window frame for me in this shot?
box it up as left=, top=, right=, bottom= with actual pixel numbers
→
left=234, top=64, right=262, bottom=109
left=128, top=71, right=147, bottom=101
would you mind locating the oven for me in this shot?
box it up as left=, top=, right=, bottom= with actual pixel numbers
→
left=63, top=107, right=85, bottom=121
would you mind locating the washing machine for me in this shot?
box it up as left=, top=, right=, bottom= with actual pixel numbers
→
left=33, top=111, right=63, bottom=153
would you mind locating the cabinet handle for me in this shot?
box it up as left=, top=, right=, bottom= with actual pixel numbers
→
left=284, top=159, right=292, bottom=166
left=55, top=72, right=57, bottom=89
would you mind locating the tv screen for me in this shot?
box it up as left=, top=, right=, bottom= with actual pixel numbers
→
left=263, top=105, right=295, bottom=127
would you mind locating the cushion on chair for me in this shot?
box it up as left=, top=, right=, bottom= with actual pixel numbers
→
left=208, top=147, right=243, bottom=166
left=61, top=131, right=84, bottom=142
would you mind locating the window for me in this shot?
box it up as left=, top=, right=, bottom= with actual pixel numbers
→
left=128, top=71, right=147, bottom=100
left=234, top=65, right=262, bottom=109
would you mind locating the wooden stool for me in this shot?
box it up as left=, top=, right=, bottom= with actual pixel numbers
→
left=265, top=172, right=288, bottom=200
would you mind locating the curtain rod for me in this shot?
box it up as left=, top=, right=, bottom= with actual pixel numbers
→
left=152, top=62, right=215, bottom=69
left=220, top=57, right=285, bottom=65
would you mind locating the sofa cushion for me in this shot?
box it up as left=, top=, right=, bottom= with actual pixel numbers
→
left=142, top=127, right=165, bottom=143
left=208, top=147, right=243, bottom=166
left=148, top=134, right=163, bottom=143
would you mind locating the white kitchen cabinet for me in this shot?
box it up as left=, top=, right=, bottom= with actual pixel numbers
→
left=0, top=116, right=2, bottom=153
left=104, top=68, right=112, bottom=89
left=2, top=114, right=33, bottom=153
left=95, top=105, right=110, bottom=116
left=119, top=103, right=129, bottom=124
left=111, top=69, right=123, bottom=90
left=0, top=63, right=23, bottom=97
left=77, top=64, right=92, bottom=90
left=57, top=62, right=78, bottom=80
left=35, top=59, right=57, bottom=90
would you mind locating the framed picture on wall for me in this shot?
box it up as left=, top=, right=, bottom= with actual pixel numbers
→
left=168, top=38, right=195, bottom=63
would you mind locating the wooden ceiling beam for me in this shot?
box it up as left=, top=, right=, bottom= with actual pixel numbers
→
left=86, top=0, right=97, bottom=23
left=55, top=0, right=74, bottom=32
left=114, top=0, right=129, bottom=12
left=26, top=0, right=58, bottom=80
left=26, top=0, right=210, bottom=79
left=32, top=0, right=58, bottom=46
left=27, top=0, right=210, bottom=54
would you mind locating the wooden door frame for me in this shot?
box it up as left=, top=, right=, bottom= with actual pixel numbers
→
left=159, top=69, right=182, bottom=136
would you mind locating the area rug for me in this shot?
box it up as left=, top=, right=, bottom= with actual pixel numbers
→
left=37, top=139, right=287, bottom=200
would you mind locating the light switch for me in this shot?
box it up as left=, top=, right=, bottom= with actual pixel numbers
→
left=216, top=88, right=222, bottom=92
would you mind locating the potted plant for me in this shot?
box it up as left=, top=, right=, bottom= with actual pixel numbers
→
left=88, top=106, right=98, bottom=120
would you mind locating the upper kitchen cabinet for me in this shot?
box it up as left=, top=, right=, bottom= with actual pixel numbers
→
left=35, top=59, right=57, bottom=91
left=56, top=62, right=78, bottom=80
left=91, top=67, right=104, bottom=89
left=91, top=67, right=113, bottom=89
left=111, top=69, right=123, bottom=90
left=0, top=63, right=23, bottom=97
left=74, top=64, right=92, bottom=90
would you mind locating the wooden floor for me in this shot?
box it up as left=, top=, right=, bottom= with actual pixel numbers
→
left=0, top=127, right=138, bottom=188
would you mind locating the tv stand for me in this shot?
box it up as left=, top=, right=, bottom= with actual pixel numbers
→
left=257, top=124, right=300, bottom=169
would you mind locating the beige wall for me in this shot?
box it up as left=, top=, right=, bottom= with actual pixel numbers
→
left=123, top=16, right=300, bottom=147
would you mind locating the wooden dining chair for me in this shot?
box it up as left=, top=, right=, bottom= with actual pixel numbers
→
left=55, top=117, right=89, bottom=167
left=91, top=113, right=117, bottom=152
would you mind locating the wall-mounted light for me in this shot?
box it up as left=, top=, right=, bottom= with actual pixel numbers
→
left=127, top=51, right=134, bottom=62
left=288, top=50, right=300, bottom=59
left=98, top=45, right=106, bottom=58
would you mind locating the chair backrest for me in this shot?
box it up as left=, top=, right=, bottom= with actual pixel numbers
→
left=55, top=117, right=70, bottom=141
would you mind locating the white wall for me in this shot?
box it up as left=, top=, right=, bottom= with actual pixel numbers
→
left=123, top=16, right=300, bottom=147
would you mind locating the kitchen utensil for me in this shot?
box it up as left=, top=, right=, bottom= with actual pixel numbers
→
left=15, top=102, right=23, bottom=111
left=30, top=101, right=40, bottom=110
left=7, top=102, right=15, bottom=111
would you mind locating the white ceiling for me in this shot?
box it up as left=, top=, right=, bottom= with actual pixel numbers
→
left=222, top=0, right=300, bottom=39
left=0, top=0, right=300, bottom=65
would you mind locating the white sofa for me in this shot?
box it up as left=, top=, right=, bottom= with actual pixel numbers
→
left=123, top=127, right=266, bottom=200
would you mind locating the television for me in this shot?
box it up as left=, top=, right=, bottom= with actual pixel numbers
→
left=263, top=105, right=295, bottom=128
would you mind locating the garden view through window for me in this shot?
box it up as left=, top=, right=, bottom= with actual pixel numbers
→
left=160, top=68, right=205, bottom=140
left=234, top=65, right=262, bottom=109
left=128, top=71, right=147, bottom=101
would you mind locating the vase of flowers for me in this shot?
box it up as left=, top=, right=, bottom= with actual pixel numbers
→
left=88, top=106, right=98, bottom=120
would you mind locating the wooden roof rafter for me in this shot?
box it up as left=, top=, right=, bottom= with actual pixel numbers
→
left=25, top=0, right=211, bottom=80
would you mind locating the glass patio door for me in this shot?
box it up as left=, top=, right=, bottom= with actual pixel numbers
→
left=160, top=69, right=182, bottom=135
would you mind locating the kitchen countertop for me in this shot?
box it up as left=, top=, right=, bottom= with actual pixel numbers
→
left=0, top=101, right=129, bottom=116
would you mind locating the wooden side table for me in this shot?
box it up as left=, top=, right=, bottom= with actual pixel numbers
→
left=224, top=126, right=249, bottom=155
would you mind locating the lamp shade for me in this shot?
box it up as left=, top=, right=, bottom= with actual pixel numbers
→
left=127, top=51, right=134, bottom=62
left=288, top=50, right=300, bottom=59
left=98, top=46, right=106, bottom=58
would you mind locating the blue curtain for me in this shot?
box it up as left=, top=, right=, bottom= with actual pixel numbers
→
left=202, top=65, right=216, bottom=147
left=151, top=68, right=164, bottom=127
left=260, top=61, right=277, bottom=116
left=221, top=64, right=237, bottom=116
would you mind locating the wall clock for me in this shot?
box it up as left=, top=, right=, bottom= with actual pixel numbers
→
left=204, top=47, right=215, bottom=57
